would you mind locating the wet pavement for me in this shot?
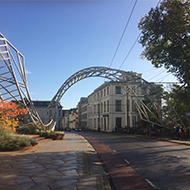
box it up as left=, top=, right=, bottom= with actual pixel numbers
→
left=0, top=133, right=111, bottom=190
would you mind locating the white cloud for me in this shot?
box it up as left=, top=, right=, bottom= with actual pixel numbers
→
left=30, top=92, right=37, bottom=95
left=26, top=70, right=32, bottom=74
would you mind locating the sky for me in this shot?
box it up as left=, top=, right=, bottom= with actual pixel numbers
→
left=0, top=0, right=178, bottom=109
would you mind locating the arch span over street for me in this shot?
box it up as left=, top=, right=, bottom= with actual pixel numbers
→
left=50, top=66, right=144, bottom=105
left=0, top=33, right=183, bottom=129
left=50, top=66, right=184, bottom=128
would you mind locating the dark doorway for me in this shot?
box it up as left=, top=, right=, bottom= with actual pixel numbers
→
left=104, top=118, right=106, bottom=131
left=116, top=117, right=122, bottom=129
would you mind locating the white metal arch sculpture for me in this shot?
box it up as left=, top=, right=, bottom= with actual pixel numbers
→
left=0, top=33, right=55, bottom=129
left=50, top=67, right=133, bottom=105
left=0, top=33, right=183, bottom=129
left=50, top=66, right=184, bottom=128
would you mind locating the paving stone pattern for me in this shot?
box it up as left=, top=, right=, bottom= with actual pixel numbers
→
left=0, top=133, right=111, bottom=190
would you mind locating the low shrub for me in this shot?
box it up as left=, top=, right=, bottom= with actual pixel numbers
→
left=16, top=124, right=65, bottom=141
left=0, top=126, right=38, bottom=150
left=16, top=124, right=39, bottom=134
left=39, top=131, right=65, bottom=138
left=0, top=125, right=13, bottom=138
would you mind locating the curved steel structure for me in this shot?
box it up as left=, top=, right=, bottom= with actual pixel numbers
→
left=50, top=67, right=140, bottom=105
left=0, top=33, right=55, bottom=128
left=50, top=66, right=184, bottom=128
left=0, top=33, right=183, bottom=129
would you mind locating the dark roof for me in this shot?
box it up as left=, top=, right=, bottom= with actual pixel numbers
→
left=32, top=100, right=62, bottom=108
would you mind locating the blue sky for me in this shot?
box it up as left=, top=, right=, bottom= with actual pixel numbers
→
left=1, top=0, right=177, bottom=109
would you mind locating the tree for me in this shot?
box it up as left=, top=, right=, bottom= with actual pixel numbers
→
left=138, top=0, right=190, bottom=87
left=0, top=100, right=28, bottom=131
left=163, top=84, right=190, bottom=127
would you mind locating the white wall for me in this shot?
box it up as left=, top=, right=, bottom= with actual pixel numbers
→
left=87, top=81, right=143, bottom=132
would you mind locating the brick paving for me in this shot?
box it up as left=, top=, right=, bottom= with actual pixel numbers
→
left=2, top=132, right=186, bottom=190
left=0, top=133, right=111, bottom=190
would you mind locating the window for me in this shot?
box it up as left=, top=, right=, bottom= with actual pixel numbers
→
left=94, top=118, right=96, bottom=129
left=89, top=106, right=92, bottom=114
left=116, top=117, right=122, bottom=128
left=104, top=88, right=106, bottom=96
left=94, top=105, right=96, bottom=113
left=107, top=100, right=109, bottom=112
left=115, top=100, right=122, bottom=111
left=132, top=100, right=136, bottom=112
left=104, top=117, right=106, bottom=130
left=107, top=117, right=109, bottom=130
left=97, top=103, right=100, bottom=114
left=101, top=118, right=103, bottom=129
left=107, top=86, right=109, bottom=95
left=104, top=101, right=106, bottom=113
left=115, top=86, right=121, bottom=94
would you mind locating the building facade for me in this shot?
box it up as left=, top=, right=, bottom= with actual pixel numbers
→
left=69, top=108, right=77, bottom=129
left=62, top=109, right=70, bottom=129
left=87, top=72, right=144, bottom=132
left=77, top=97, right=88, bottom=129
left=62, top=108, right=77, bottom=130
left=32, top=101, right=63, bottom=131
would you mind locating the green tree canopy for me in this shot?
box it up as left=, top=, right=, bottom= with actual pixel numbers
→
left=138, top=0, right=190, bottom=86
left=164, top=84, right=190, bottom=127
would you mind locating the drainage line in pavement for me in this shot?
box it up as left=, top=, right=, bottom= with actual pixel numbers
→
left=124, top=159, right=130, bottom=165
left=145, top=179, right=158, bottom=189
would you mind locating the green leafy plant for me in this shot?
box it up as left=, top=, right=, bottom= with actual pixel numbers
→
left=39, top=131, right=65, bottom=138
left=0, top=125, right=38, bottom=150
left=17, top=124, right=39, bottom=134
left=138, top=0, right=190, bottom=87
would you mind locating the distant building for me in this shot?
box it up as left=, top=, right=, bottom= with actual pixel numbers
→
left=32, top=101, right=63, bottom=131
left=77, top=97, right=88, bottom=129
left=69, top=108, right=77, bottom=129
left=62, top=109, right=70, bottom=129
left=87, top=72, right=144, bottom=132
left=62, top=108, right=77, bottom=130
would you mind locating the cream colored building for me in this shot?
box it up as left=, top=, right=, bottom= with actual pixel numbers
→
left=77, top=97, right=88, bottom=129
left=87, top=72, right=144, bottom=132
left=32, top=101, right=63, bottom=131
left=62, top=108, right=77, bottom=130
left=62, top=109, right=70, bottom=129
left=69, top=108, right=77, bottom=129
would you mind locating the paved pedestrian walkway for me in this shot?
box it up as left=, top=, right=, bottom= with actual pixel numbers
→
left=0, top=133, right=111, bottom=190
